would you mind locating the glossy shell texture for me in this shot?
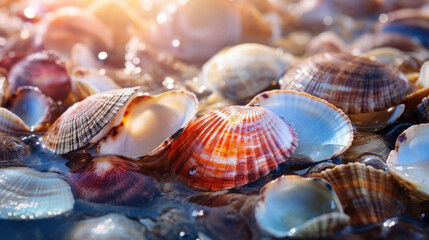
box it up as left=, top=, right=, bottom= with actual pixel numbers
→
left=312, top=163, right=408, bottom=225
left=43, top=87, right=140, bottom=154
left=97, top=90, right=198, bottom=158
left=280, top=52, right=410, bottom=114
left=169, top=105, right=298, bottom=190
left=0, top=107, right=30, bottom=133
left=249, top=90, right=354, bottom=162
left=0, top=136, right=30, bottom=166
left=200, top=43, right=289, bottom=103
left=0, top=167, right=74, bottom=219
left=387, top=123, right=429, bottom=200
left=255, top=175, right=348, bottom=238
left=67, top=156, right=157, bottom=206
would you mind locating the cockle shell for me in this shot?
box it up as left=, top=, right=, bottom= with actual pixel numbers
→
left=249, top=90, right=354, bottom=162
left=67, top=156, right=157, bottom=206
left=312, top=163, right=408, bottom=225
left=97, top=90, right=198, bottom=158
left=387, top=123, right=429, bottom=200
left=69, top=213, right=146, bottom=240
left=0, top=136, right=30, bottom=166
left=169, top=105, right=298, bottom=190
left=342, top=132, right=391, bottom=163
left=200, top=43, right=292, bottom=103
left=0, top=167, right=74, bottom=219
left=7, top=51, right=71, bottom=101
left=43, top=87, right=140, bottom=154
left=255, top=175, right=349, bottom=238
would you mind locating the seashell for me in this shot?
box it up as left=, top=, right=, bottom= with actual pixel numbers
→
left=97, top=90, right=198, bottom=158
left=414, top=96, right=429, bottom=123
left=8, top=86, right=53, bottom=132
left=0, top=136, right=30, bottom=167
left=43, top=87, right=140, bottom=154
left=69, top=67, right=120, bottom=101
left=364, top=47, right=422, bottom=75
left=0, top=167, right=74, bottom=219
left=200, top=43, right=292, bottom=103
left=312, top=163, right=408, bottom=225
left=7, top=51, right=71, bottom=101
left=342, top=132, right=391, bottom=163
left=68, top=213, right=146, bottom=240
left=147, top=0, right=241, bottom=63
left=169, top=105, right=298, bottom=190
left=69, top=43, right=100, bottom=70
left=280, top=52, right=410, bottom=130
left=387, top=123, right=429, bottom=200
left=0, top=107, right=30, bottom=134
left=255, top=175, right=348, bottom=238
left=38, top=6, right=114, bottom=59
left=304, top=31, right=346, bottom=56
left=349, top=33, right=423, bottom=56
left=415, top=61, right=429, bottom=89
left=67, top=156, right=157, bottom=206
left=249, top=90, right=354, bottom=162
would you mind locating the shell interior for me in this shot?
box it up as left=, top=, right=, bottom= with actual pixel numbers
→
left=0, top=167, right=74, bottom=220
left=387, top=123, right=429, bottom=200
left=249, top=90, right=354, bottom=162
left=255, top=176, right=344, bottom=238
left=97, top=90, right=198, bottom=158
left=348, top=104, right=405, bottom=131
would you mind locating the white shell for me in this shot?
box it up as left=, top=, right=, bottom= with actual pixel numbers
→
left=0, top=167, right=74, bottom=219
left=249, top=90, right=354, bottom=162
left=0, top=107, right=30, bottom=133
left=98, top=90, right=198, bottom=158
left=416, top=60, right=429, bottom=89
left=255, top=175, right=346, bottom=238
left=387, top=123, right=429, bottom=200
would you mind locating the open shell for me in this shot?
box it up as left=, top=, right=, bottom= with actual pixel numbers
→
left=97, top=90, right=198, bottom=158
left=43, top=87, right=140, bottom=154
left=255, top=175, right=348, bottom=238
left=169, top=105, right=298, bottom=190
left=249, top=90, right=354, bottom=162
left=387, top=123, right=429, bottom=200
left=0, top=167, right=74, bottom=219
left=312, top=163, right=408, bottom=225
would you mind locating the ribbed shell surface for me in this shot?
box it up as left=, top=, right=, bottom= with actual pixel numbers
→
left=169, top=105, right=298, bottom=190
left=280, top=52, right=410, bottom=114
left=0, top=167, right=74, bottom=219
left=43, top=87, right=139, bottom=154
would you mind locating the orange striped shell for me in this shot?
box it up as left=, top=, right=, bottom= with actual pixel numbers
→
left=169, top=105, right=298, bottom=190
left=280, top=52, right=410, bottom=114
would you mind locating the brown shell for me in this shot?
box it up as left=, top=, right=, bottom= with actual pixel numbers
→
left=0, top=107, right=30, bottom=133
left=311, top=163, right=408, bottom=225
left=0, top=136, right=30, bottom=166
left=342, top=132, right=391, bottom=163
left=280, top=52, right=410, bottom=114
left=349, top=33, right=422, bottom=55
left=414, top=95, right=429, bottom=123
left=43, top=87, right=139, bottom=154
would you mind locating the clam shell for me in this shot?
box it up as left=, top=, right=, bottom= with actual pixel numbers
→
left=312, top=163, right=408, bottom=225
left=97, top=90, right=198, bottom=158
left=67, top=156, right=157, bottom=206
left=8, top=86, right=53, bottom=131
left=0, top=136, right=30, bottom=166
left=0, top=107, right=30, bottom=133
left=43, top=87, right=140, bottom=154
left=0, top=167, right=74, bottom=219
left=387, top=123, right=429, bottom=200
left=169, top=105, right=298, bottom=190
left=249, top=90, right=354, bottom=162
left=280, top=52, right=410, bottom=114
left=342, top=132, right=391, bottom=163
left=69, top=213, right=146, bottom=240
left=200, top=43, right=290, bottom=103
left=255, top=175, right=347, bottom=238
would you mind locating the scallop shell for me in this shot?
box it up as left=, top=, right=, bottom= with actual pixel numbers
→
left=387, top=123, right=429, bottom=200
left=43, top=87, right=140, bottom=154
left=280, top=52, right=410, bottom=115
left=200, top=43, right=291, bottom=103
left=255, top=175, right=348, bottom=238
left=67, top=156, right=157, bottom=206
left=249, top=90, right=354, bottom=162
left=0, top=107, right=30, bottom=133
left=0, top=167, right=74, bottom=219
left=7, top=51, right=71, bottom=101
left=342, top=132, right=391, bottom=163
left=0, top=136, right=30, bottom=167
left=69, top=213, right=146, bottom=240
left=8, top=86, right=53, bottom=131
left=97, top=90, right=198, bottom=158
left=312, top=163, right=408, bottom=225
left=169, top=105, right=298, bottom=190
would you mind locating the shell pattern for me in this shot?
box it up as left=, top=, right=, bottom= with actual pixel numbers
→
left=169, top=105, right=298, bottom=190
left=0, top=136, right=30, bottom=167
